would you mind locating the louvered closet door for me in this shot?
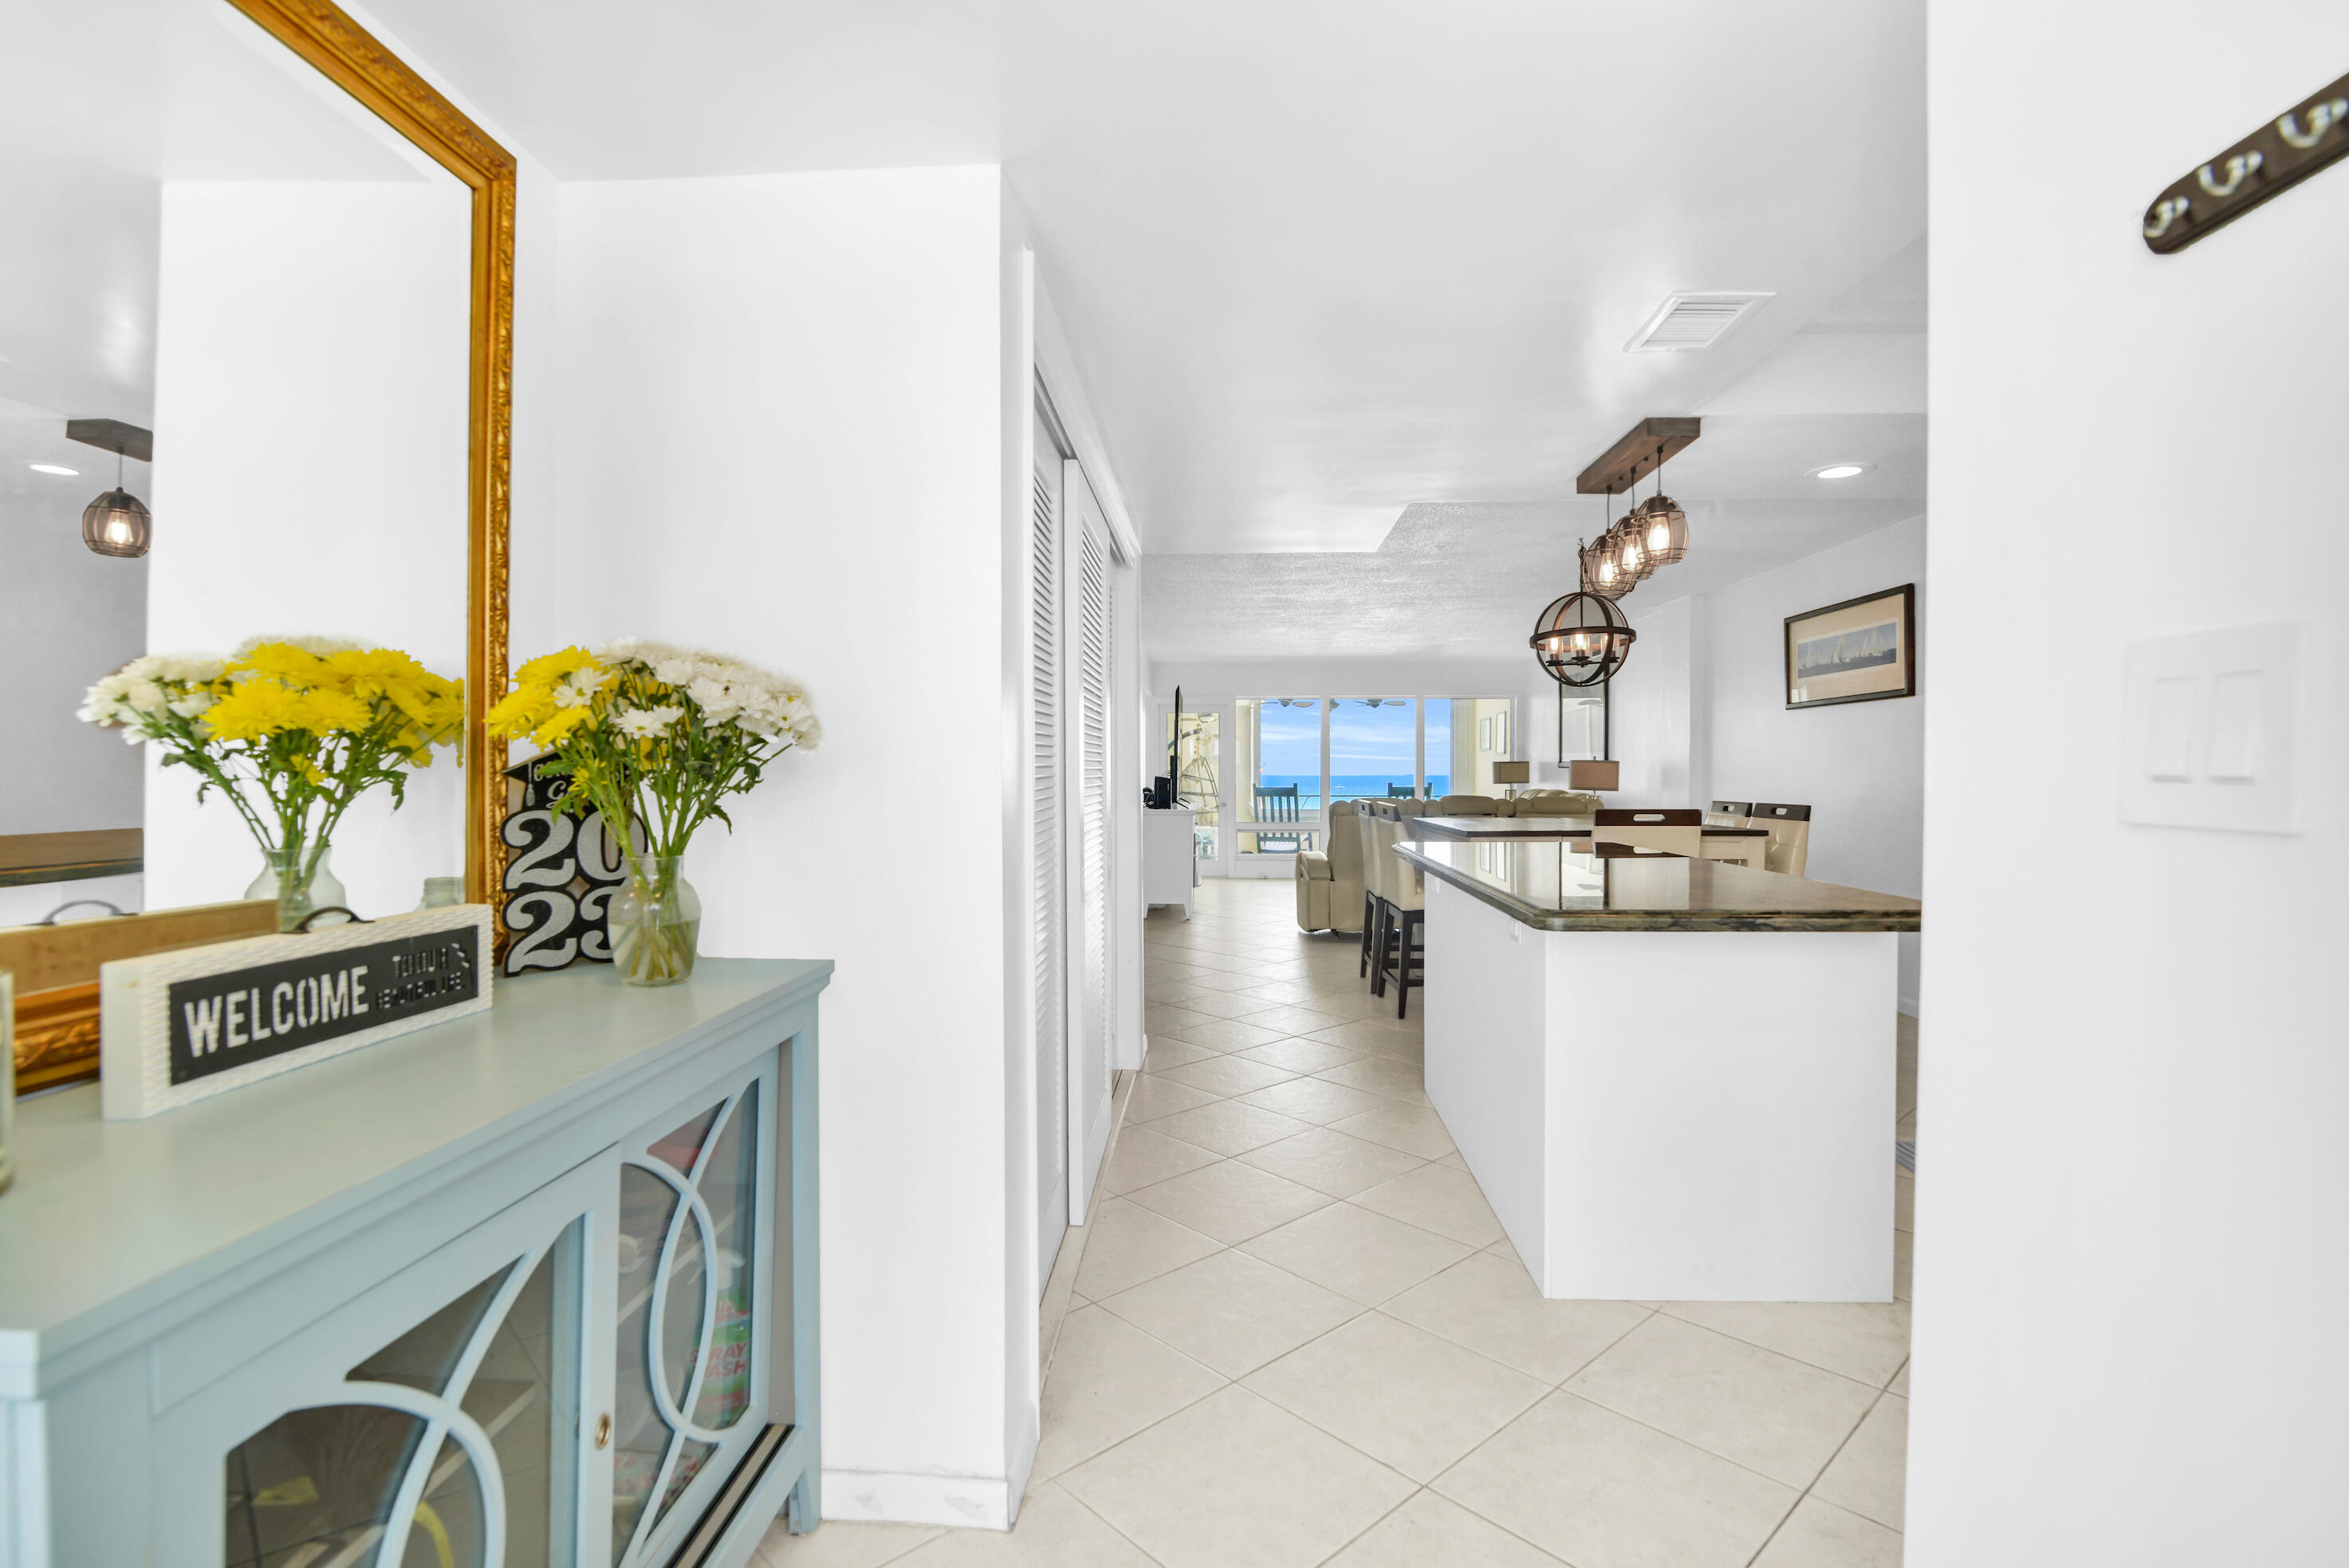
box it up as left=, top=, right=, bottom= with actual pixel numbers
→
left=1032, top=438, right=1068, bottom=1291
left=1064, top=462, right=1115, bottom=1225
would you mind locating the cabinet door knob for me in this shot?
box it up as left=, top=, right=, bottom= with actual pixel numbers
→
left=595, top=1413, right=612, bottom=1450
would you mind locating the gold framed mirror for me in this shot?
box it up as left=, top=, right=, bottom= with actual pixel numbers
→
left=1, top=0, right=512, bottom=1091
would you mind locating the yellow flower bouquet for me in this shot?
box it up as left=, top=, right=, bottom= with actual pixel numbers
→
left=81, top=637, right=464, bottom=929
left=488, top=640, right=819, bottom=985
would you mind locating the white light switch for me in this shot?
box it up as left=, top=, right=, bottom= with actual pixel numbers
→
left=2205, top=670, right=2264, bottom=781
left=2119, top=623, right=2300, bottom=833
left=2144, top=676, right=2194, bottom=781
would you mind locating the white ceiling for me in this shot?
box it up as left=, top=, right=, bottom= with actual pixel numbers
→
left=354, top=0, right=1928, bottom=662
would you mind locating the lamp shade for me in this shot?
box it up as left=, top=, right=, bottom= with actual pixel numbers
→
left=1492, top=760, right=1530, bottom=785
left=81, top=488, right=151, bottom=558
left=1568, top=758, right=1621, bottom=791
left=1530, top=590, right=1636, bottom=688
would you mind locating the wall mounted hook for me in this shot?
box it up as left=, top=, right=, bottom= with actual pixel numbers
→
left=2276, top=98, right=2347, bottom=151
left=2142, top=196, right=2191, bottom=239
left=2198, top=151, right=2264, bottom=197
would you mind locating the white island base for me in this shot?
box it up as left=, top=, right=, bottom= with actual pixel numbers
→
left=1422, top=878, right=1896, bottom=1302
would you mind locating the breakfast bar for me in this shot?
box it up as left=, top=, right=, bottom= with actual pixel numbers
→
left=1399, top=838, right=1921, bottom=1303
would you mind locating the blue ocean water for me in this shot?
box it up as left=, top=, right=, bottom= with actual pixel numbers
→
left=1252, top=774, right=1446, bottom=808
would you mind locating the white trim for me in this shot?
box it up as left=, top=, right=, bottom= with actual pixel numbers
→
left=821, top=1468, right=1014, bottom=1531
left=1034, top=283, right=1142, bottom=560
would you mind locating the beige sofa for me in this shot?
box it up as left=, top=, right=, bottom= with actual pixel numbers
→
left=1496, top=789, right=1604, bottom=816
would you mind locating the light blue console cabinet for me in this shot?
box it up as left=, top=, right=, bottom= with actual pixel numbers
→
left=0, top=957, right=828, bottom=1568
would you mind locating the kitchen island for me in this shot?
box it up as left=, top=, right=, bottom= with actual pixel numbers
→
left=1398, top=838, right=1920, bottom=1301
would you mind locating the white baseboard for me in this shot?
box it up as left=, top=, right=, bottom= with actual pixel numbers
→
left=821, top=1468, right=1012, bottom=1531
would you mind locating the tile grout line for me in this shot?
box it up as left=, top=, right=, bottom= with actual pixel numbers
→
left=1047, top=1476, right=1178, bottom=1566
left=1735, top=1384, right=1898, bottom=1568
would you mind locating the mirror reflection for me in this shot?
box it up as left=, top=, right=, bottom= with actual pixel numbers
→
left=0, top=0, right=473, bottom=929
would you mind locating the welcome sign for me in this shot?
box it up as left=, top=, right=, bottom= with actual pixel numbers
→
left=102, top=906, right=492, bottom=1119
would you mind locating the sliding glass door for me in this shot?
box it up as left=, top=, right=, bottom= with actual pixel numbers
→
left=1236, top=698, right=1322, bottom=859
left=1328, top=699, right=1418, bottom=805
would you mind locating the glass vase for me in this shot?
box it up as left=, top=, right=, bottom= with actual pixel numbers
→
left=610, top=855, right=702, bottom=987
left=246, top=847, right=348, bottom=933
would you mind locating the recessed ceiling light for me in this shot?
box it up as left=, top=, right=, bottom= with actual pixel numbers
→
left=1809, top=462, right=1869, bottom=480
left=28, top=462, right=80, bottom=476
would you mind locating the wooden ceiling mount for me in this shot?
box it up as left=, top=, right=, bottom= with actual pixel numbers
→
left=1576, top=416, right=1700, bottom=495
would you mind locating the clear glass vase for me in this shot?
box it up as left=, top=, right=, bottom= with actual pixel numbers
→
left=246, top=847, right=348, bottom=933
left=610, top=855, right=702, bottom=987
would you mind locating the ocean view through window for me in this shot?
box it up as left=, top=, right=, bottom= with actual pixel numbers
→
left=1225, top=694, right=1519, bottom=857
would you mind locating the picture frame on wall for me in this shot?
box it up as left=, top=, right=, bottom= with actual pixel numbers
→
left=1480, top=716, right=1492, bottom=750
left=1785, top=584, right=1917, bottom=709
left=1559, top=683, right=1609, bottom=764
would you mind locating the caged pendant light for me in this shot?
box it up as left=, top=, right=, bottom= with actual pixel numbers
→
left=81, top=445, right=152, bottom=559
left=1580, top=485, right=1629, bottom=598
left=1634, top=440, right=1688, bottom=568
left=1529, top=587, right=1637, bottom=688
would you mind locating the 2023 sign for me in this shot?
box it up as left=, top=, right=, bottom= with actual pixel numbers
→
left=500, top=751, right=647, bottom=974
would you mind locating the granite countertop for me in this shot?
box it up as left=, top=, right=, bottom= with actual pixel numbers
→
left=1398, top=839, right=1921, bottom=933
left=1406, top=815, right=1768, bottom=840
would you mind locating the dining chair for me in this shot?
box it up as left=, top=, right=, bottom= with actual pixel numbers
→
left=1705, top=800, right=1753, bottom=827
left=1592, top=808, right=1703, bottom=856
left=1750, top=803, right=1812, bottom=875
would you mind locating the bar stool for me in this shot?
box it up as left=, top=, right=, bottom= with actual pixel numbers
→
left=1357, top=802, right=1388, bottom=980
left=1375, top=813, right=1426, bottom=1016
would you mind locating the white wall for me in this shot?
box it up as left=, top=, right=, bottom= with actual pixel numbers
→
left=1603, top=597, right=1696, bottom=801
left=0, top=470, right=148, bottom=836
left=553, top=166, right=1029, bottom=1527
left=1595, top=517, right=1927, bottom=1006
left=1914, top=6, right=2349, bottom=1563
left=145, top=179, right=471, bottom=915
left=1707, top=517, right=1925, bottom=1004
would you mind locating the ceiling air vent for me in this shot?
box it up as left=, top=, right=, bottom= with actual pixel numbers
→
left=1623, top=292, right=1774, bottom=352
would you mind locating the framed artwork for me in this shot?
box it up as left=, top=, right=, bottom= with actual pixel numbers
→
left=1497, top=711, right=1510, bottom=753
left=1479, top=716, right=1492, bottom=750
left=1785, top=584, right=1917, bottom=709
left=1558, top=683, right=1609, bottom=764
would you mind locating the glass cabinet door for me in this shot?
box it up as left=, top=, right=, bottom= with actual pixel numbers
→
left=609, top=1065, right=773, bottom=1567
left=222, top=1219, right=585, bottom=1568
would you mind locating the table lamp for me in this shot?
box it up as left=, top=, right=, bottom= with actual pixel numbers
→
left=1491, top=760, right=1530, bottom=800
left=1568, top=759, right=1620, bottom=794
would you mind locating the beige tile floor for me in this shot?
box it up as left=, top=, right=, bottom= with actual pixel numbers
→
left=765, top=879, right=1917, bottom=1568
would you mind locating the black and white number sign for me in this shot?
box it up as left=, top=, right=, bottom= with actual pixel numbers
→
left=500, top=752, right=646, bottom=976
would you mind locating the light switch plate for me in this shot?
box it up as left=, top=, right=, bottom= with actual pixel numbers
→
left=2118, top=621, right=2300, bottom=833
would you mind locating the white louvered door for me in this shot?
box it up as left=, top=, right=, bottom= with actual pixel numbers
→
left=1064, top=462, right=1115, bottom=1225
left=1031, top=429, right=1068, bottom=1291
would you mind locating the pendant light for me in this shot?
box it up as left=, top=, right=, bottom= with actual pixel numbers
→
left=1583, top=485, right=1628, bottom=598
left=81, top=446, right=151, bottom=559
left=1636, top=440, right=1688, bottom=568
left=1530, top=588, right=1637, bottom=687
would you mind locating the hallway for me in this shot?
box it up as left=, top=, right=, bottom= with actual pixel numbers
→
left=766, top=878, right=1914, bottom=1566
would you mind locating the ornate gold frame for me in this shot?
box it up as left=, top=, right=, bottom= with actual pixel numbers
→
left=227, top=0, right=516, bottom=906
left=7, top=2, right=514, bottom=1092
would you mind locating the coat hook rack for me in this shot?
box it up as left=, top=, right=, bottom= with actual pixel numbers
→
left=2143, top=70, right=2349, bottom=253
